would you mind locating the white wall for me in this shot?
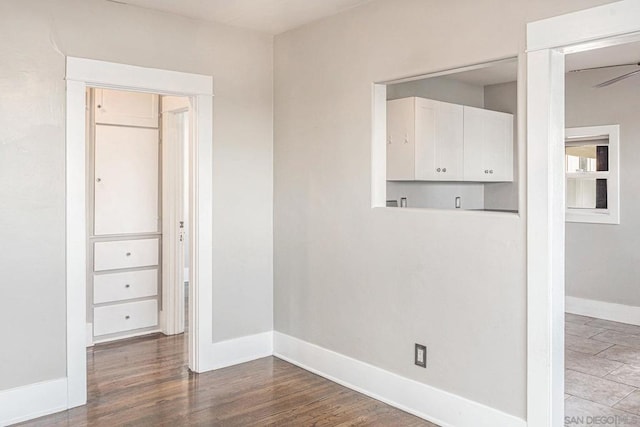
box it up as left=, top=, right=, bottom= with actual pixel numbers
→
left=386, top=75, right=485, bottom=107
left=274, top=0, right=614, bottom=418
left=387, top=182, right=485, bottom=210
left=565, top=66, right=640, bottom=306
left=0, top=0, right=273, bottom=391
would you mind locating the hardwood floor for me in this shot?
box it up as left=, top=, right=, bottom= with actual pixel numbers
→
left=18, top=332, right=435, bottom=426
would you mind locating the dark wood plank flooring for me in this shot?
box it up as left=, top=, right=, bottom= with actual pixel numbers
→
left=18, top=332, right=435, bottom=426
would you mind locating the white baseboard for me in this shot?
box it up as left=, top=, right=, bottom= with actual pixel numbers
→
left=0, top=378, right=68, bottom=427
left=92, top=329, right=161, bottom=345
left=273, top=332, right=525, bottom=427
left=198, top=331, right=273, bottom=372
left=566, top=296, right=640, bottom=326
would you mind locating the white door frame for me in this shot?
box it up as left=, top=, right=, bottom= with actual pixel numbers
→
left=161, top=96, right=191, bottom=336
left=65, top=57, right=213, bottom=408
left=526, top=1, right=640, bottom=425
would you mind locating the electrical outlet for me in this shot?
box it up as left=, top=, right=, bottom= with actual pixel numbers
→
left=415, top=343, right=427, bottom=368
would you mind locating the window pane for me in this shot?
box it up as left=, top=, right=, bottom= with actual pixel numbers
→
left=567, top=177, right=607, bottom=209
left=565, top=145, right=608, bottom=172
left=596, top=178, right=607, bottom=209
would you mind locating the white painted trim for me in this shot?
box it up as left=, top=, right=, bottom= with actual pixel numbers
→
left=527, top=45, right=567, bottom=427
left=92, top=329, right=162, bottom=345
left=66, top=57, right=213, bottom=96
left=66, top=79, right=88, bottom=408
left=188, top=94, right=214, bottom=372
left=161, top=100, right=188, bottom=336
left=526, top=2, right=640, bottom=426
left=371, top=84, right=386, bottom=208
left=197, top=332, right=274, bottom=372
left=566, top=296, right=640, bottom=326
left=527, top=0, right=640, bottom=52
left=60, top=57, right=215, bottom=425
left=273, top=332, right=525, bottom=427
left=565, top=125, right=620, bottom=225
left=0, top=378, right=68, bottom=427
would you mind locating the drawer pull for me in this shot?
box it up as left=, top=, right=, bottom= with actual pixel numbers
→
left=125, top=284, right=131, bottom=288
left=125, top=315, right=130, bottom=320
left=126, top=252, right=131, bottom=257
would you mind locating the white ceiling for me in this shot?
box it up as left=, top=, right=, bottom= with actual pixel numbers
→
left=444, top=60, right=518, bottom=86
left=566, top=41, right=640, bottom=71
left=110, top=0, right=374, bottom=34
left=434, top=41, right=640, bottom=87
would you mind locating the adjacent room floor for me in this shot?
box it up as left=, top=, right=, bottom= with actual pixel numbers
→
left=565, top=313, right=640, bottom=422
left=17, top=332, right=434, bottom=426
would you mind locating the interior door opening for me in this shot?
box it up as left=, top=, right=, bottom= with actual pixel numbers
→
left=563, top=40, right=639, bottom=420
left=85, top=87, right=192, bottom=354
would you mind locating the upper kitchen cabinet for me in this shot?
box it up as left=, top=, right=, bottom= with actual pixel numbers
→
left=386, top=97, right=513, bottom=182
left=463, top=106, right=514, bottom=182
left=387, top=97, right=416, bottom=180
left=387, top=97, right=464, bottom=181
left=94, top=88, right=159, bottom=128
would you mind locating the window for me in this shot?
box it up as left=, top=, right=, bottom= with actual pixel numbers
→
left=565, top=125, right=619, bottom=224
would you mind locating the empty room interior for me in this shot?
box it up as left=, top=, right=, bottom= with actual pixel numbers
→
left=2, top=0, right=640, bottom=426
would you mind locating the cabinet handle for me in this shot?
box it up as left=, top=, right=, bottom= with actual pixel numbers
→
left=125, top=284, right=130, bottom=288
left=388, top=137, right=392, bottom=145
left=436, top=168, right=441, bottom=172
left=126, top=252, right=131, bottom=257
left=442, top=168, right=447, bottom=173
left=96, top=178, right=102, bottom=182
left=489, top=170, right=494, bottom=174
left=125, top=315, right=130, bottom=320
left=484, top=170, right=489, bottom=174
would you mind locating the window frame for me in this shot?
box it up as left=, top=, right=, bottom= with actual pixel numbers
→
left=565, top=124, right=620, bottom=224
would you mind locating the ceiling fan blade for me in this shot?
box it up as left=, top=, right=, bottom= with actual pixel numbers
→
left=595, top=69, right=640, bottom=88
left=569, top=62, right=639, bottom=73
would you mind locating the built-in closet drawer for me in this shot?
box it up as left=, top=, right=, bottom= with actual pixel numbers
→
left=94, top=238, right=159, bottom=271
left=93, top=300, right=158, bottom=336
left=93, top=269, right=158, bottom=304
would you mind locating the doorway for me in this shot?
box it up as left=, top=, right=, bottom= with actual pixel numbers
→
left=65, top=57, right=213, bottom=408
left=562, top=42, right=640, bottom=419
left=84, top=88, right=191, bottom=346
left=526, top=1, right=640, bottom=425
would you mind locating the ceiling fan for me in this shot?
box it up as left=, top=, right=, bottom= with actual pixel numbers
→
left=569, top=62, right=640, bottom=87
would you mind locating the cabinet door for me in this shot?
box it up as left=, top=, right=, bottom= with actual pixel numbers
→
left=386, top=98, right=415, bottom=181
left=463, top=106, right=514, bottom=182
left=94, top=125, right=159, bottom=235
left=415, top=99, right=464, bottom=181
left=94, top=89, right=159, bottom=128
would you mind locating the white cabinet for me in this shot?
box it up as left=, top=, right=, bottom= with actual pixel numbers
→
left=386, top=98, right=415, bottom=180
left=88, top=88, right=162, bottom=344
left=93, top=269, right=158, bottom=304
left=94, top=300, right=158, bottom=337
left=94, top=238, right=159, bottom=271
left=387, top=98, right=463, bottom=181
left=415, top=98, right=464, bottom=181
left=386, top=97, right=513, bottom=182
left=94, top=89, right=159, bottom=128
left=94, top=125, right=159, bottom=235
left=463, top=106, right=513, bottom=182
